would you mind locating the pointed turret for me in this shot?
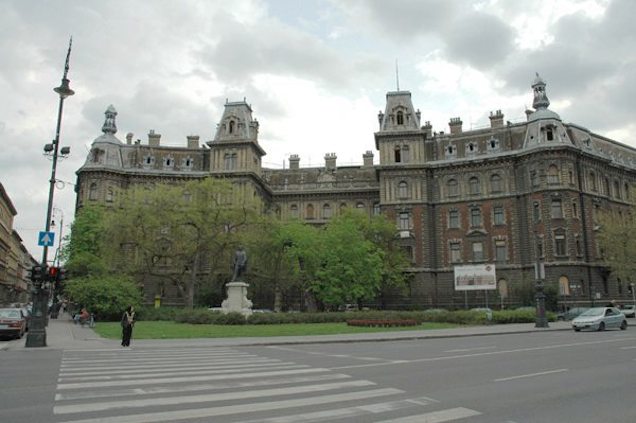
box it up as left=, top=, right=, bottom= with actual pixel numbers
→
left=523, top=74, right=573, bottom=148
left=102, top=105, right=118, bottom=135
left=208, top=99, right=265, bottom=173
left=378, top=91, right=421, bottom=131
left=374, top=91, right=426, bottom=165
left=80, top=105, right=124, bottom=170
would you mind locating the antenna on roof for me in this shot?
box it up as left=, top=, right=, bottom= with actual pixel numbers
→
left=395, top=59, right=400, bottom=91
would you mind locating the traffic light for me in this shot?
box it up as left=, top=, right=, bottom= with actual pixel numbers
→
left=48, top=266, right=59, bottom=282
left=28, top=265, right=44, bottom=282
left=57, top=267, right=67, bottom=282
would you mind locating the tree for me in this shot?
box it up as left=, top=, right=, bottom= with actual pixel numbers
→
left=102, top=178, right=260, bottom=308
left=62, top=204, right=108, bottom=278
left=312, top=210, right=388, bottom=308
left=597, top=210, right=636, bottom=282
left=246, top=218, right=323, bottom=311
left=64, top=275, right=142, bottom=320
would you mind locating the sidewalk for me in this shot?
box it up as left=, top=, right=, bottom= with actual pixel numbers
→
left=2, top=315, right=573, bottom=351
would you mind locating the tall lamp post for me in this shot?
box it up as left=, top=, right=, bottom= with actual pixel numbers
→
left=26, top=38, right=74, bottom=348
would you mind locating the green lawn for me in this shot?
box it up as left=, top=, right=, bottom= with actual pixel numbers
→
left=93, top=321, right=459, bottom=339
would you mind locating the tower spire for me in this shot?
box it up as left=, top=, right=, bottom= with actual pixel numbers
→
left=62, top=36, right=72, bottom=80
left=395, top=59, right=400, bottom=91
left=532, top=72, right=550, bottom=110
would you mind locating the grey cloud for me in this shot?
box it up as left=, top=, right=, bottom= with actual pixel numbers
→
left=443, top=12, right=515, bottom=69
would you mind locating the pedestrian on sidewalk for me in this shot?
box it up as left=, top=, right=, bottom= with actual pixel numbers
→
left=121, top=305, right=136, bottom=347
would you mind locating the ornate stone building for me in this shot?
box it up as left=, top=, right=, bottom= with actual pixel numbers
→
left=0, top=182, right=36, bottom=304
left=76, top=75, right=636, bottom=308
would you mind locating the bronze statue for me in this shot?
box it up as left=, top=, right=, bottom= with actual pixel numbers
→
left=232, top=246, right=248, bottom=281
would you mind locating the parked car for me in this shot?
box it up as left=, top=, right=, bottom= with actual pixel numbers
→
left=0, top=308, right=28, bottom=339
left=572, top=307, right=627, bottom=331
left=621, top=304, right=636, bottom=318
left=557, top=307, right=589, bottom=321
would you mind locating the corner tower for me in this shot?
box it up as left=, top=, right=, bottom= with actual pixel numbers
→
left=208, top=100, right=266, bottom=174
left=374, top=91, right=426, bottom=165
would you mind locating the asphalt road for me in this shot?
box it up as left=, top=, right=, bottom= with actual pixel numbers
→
left=1, top=329, right=635, bottom=422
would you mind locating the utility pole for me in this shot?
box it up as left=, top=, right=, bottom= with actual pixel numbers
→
left=26, top=38, right=74, bottom=348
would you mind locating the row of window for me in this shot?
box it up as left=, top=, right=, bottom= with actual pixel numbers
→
left=449, top=239, right=508, bottom=263
left=142, top=155, right=194, bottom=170
left=289, top=202, right=381, bottom=219
left=448, top=207, right=506, bottom=229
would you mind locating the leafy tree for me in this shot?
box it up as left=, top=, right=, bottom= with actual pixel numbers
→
left=62, top=205, right=108, bottom=277
left=102, top=178, right=259, bottom=308
left=312, top=211, right=385, bottom=308
left=597, top=210, right=636, bottom=282
left=246, top=218, right=322, bottom=311
left=64, top=275, right=142, bottom=320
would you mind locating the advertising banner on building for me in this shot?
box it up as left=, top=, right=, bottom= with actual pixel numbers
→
left=454, top=264, right=497, bottom=291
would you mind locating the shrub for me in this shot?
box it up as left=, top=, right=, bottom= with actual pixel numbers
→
left=64, top=275, right=142, bottom=321
left=346, top=319, right=418, bottom=327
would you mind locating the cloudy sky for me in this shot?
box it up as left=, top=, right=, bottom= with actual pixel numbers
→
left=1, top=0, right=634, bottom=259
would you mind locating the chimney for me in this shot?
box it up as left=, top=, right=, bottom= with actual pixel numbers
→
left=289, top=154, right=300, bottom=170
left=363, top=150, right=374, bottom=167
left=525, top=109, right=533, bottom=121
left=148, top=129, right=161, bottom=146
left=422, top=121, right=433, bottom=139
left=324, top=153, right=337, bottom=171
left=489, top=110, right=504, bottom=128
left=126, top=132, right=133, bottom=145
left=449, top=117, right=463, bottom=135
left=187, top=135, right=200, bottom=149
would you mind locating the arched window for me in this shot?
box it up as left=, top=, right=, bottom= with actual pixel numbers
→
left=547, top=165, right=559, bottom=184
left=396, top=111, right=404, bottom=125
left=228, top=120, right=235, bottom=134
left=89, top=183, right=98, bottom=201
left=290, top=204, right=299, bottom=219
left=625, top=183, right=630, bottom=200
left=490, top=174, right=502, bottom=193
left=589, top=172, right=597, bottom=191
left=394, top=146, right=401, bottom=163
left=559, top=276, right=570, bottom=296
left=105, top=187, right=114, bottom=202
left=306, top=204, right=314, bottom=219
left=322, top=204, right=332, bottom=219
left=398, top=181, right=409, bottom=199
left=469, top=177, right=480, bottom=195
left=448, top=179, right=459, bottom=197
left=614, top=181, right=621, bottom=198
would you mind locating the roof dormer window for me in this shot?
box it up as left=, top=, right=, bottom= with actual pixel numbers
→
left=546, top=128, right=554, bottom=141
left=394, top=146, right=401, bottom=163
left=397, top=111, right=404, bottom=125
left=228, top=120, right=235, bottom=134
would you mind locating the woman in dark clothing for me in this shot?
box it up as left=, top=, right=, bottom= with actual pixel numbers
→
left=121, top=305, right=135, bottom=347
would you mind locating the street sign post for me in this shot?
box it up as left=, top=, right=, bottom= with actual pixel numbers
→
left=38, top=231, right=55, bottom=247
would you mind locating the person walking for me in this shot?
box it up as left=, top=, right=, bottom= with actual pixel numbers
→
left=121, top=305, right=136, bottom=347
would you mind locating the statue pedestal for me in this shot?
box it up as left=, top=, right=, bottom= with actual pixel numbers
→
left=221, top=281, right=253, bottom=316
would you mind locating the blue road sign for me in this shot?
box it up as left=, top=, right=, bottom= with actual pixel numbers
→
left=38, top=231, right=55, bottom=247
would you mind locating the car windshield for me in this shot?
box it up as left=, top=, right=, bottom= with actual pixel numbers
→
left=578, top=308, right=604, bottom=317
left=0, top=309, right=21, bottom=318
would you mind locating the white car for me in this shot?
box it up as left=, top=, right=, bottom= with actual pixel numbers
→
left=621, top=304, right=636, bottom=318
left=572, top=307, right=627, bottom=331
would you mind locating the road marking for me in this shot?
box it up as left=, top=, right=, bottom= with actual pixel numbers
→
left=620, top=346, right=636, bottom=350
left=268, top=345, right=396, bottom=362
left=444, top=346, right=497, bottom=353
left=237, top=397, right=440, bottom=423
left=331, top=337, right=636, bottom=370
left=54, top=380, right=377, bottom=414
left=51, top=388, right=403, bottom=423
left=55, top=373, right=352, bottom=401
left=375, top=407, right=481, bottom=422
left=56, top=367, right=328, bottom=390
left=494, top=368, right=568, bottom=382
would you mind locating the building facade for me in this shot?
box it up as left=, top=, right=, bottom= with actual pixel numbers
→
left=0, top=182, right=36, bottom=304
left=76, top=76, right=636, bottom=308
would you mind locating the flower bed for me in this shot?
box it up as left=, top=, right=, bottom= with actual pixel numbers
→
left=346, top=319, right=418, bottom=327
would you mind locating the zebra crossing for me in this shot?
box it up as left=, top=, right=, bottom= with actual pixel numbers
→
left=53, top=347, right=483, bottom=423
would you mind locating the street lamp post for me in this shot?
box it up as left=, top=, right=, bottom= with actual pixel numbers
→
left=26, top=38, right=74, bottom=348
